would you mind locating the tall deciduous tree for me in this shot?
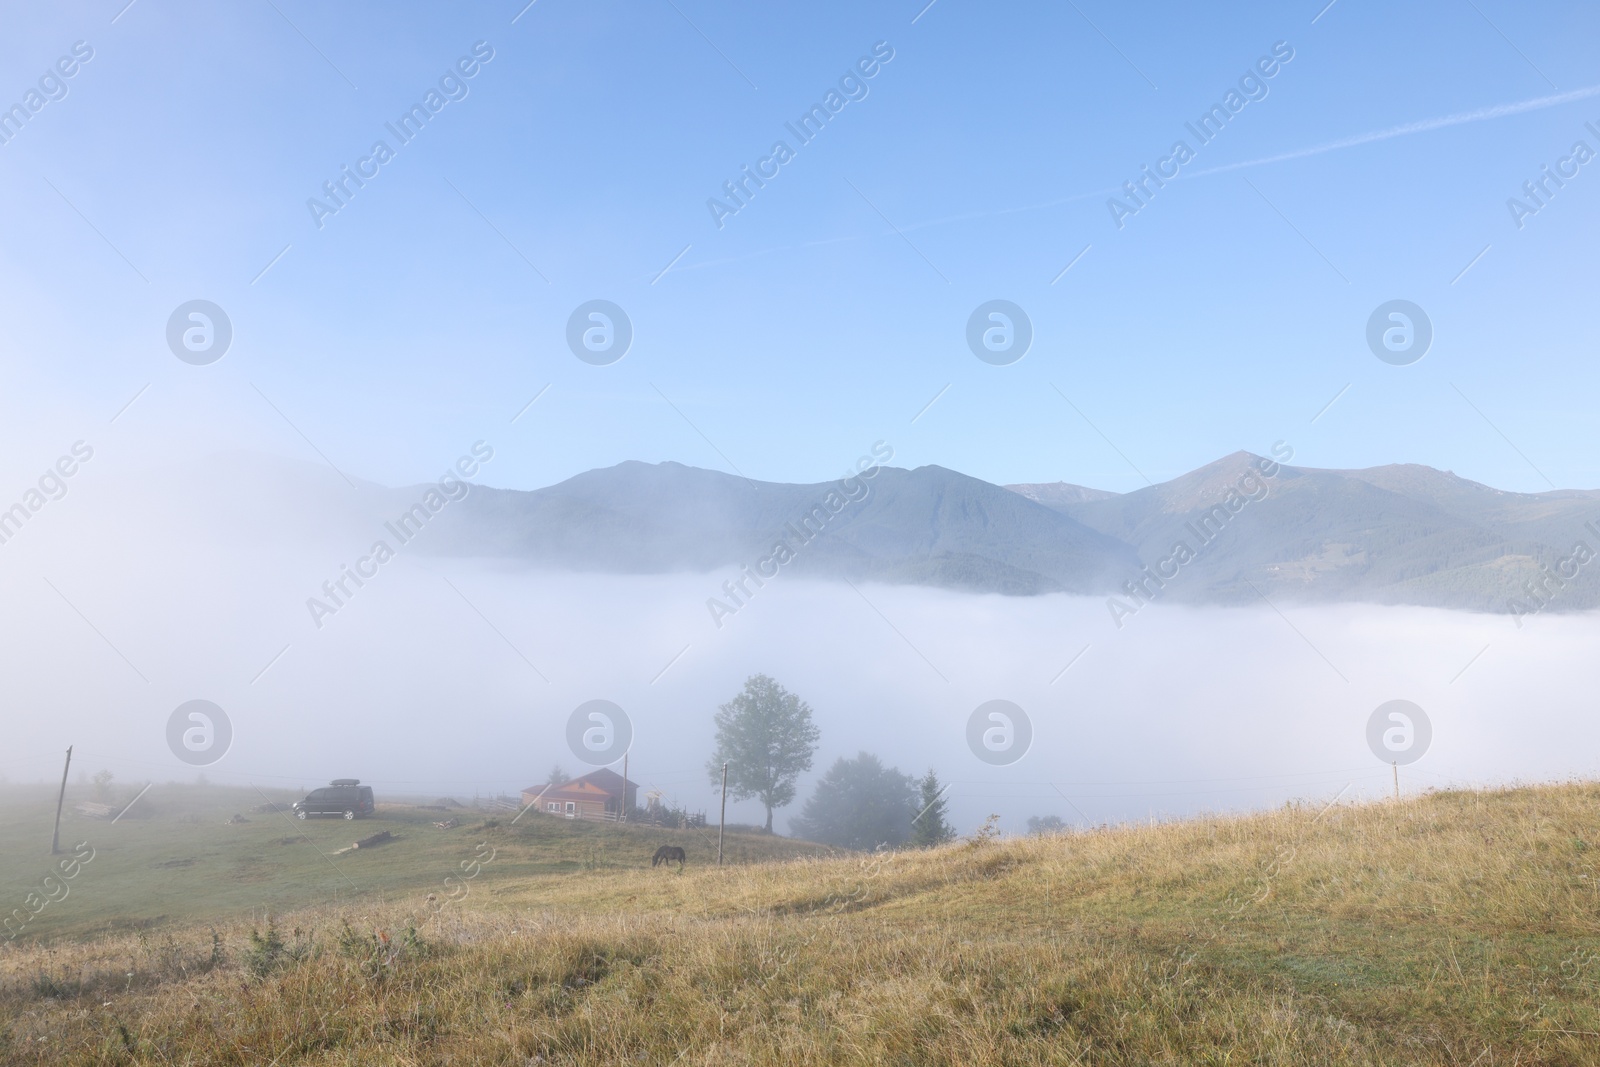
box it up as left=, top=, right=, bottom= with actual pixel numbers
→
left=707, top=674, right=820, bottom=833
left=790, top=752, right=917, bottom=850
left=910, top=769, right=955, bottom=847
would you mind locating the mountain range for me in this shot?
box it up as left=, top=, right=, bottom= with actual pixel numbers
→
left=403, top=452, right=1600, bottom=615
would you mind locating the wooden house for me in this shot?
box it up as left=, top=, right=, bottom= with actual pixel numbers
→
left=520, top=768, right=637, bottom=822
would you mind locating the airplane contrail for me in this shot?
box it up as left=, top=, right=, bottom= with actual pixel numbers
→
left=671, top=84, right=1600, bottom=274
left=1191, top=83, right=1600, bottom=178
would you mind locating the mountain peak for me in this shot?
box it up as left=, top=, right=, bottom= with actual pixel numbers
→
left=1005, top=481, right=1121, bottom=508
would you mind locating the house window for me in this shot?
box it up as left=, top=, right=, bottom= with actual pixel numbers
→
left=546, top=802, right=559, bottom=812
left=565, top=802, right=575, bottom=815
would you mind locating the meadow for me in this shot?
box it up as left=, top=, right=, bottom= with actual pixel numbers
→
left=0, top=783, right=813, bottom=943
left=3, top=781, right=1600, bottom=1064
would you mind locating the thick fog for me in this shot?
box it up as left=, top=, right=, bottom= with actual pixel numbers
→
left=2, top=447, right=1595, bottom=835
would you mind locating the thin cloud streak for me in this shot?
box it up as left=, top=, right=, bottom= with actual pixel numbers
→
left=1190, top=83, right=1600, bottom=179
left=677, top=84, right=1600, bottom=275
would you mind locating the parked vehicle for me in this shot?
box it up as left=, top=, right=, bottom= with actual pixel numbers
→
left=293, top=779, right=375, bottom=820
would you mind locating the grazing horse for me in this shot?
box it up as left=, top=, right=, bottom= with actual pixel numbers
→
left=651, top=845, right=686, bottom=868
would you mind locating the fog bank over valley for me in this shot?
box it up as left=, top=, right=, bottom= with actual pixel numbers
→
left=2, top=452, right=1596, bottom=834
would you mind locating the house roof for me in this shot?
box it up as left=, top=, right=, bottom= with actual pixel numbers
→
left=521, top=768, right=635, bottom=799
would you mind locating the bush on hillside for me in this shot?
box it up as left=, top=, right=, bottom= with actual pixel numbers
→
left=790, top=753, right=916, bottom=850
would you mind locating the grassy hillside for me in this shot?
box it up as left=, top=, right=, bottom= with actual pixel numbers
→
left=5, top=782, right=1600, bottom=1064
left=0, top=783, right=820, bottom=944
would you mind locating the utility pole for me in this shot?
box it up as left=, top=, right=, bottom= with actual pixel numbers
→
left=1392, top=761, right=1399, bottom=802
left=621, top=753, right=628, bottom=823
left=51, top=746, right=72, bottom=854
left=717, top=761, right=728, bottom=866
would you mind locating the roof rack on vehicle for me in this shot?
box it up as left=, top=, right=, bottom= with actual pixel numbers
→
left=330, top=778, right=361, bottom=786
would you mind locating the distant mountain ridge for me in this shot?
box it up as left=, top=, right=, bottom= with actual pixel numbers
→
left=420, top=460, right=1139, bottom=596
left=393, top=453, right=1600, bottom=615
left=1007, top=452, right=1600, bottom=614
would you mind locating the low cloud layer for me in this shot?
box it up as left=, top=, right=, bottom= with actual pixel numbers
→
left=4, top=453, right=1597, bottom=840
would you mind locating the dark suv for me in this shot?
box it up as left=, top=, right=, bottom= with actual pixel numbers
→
left=293, top=779, right=375, bottom=820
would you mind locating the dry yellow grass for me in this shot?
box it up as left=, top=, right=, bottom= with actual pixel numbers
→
left=6, top=782, right=1600, bottom=1065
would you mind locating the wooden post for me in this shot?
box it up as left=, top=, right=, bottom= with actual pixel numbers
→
left=51, top=746, right=72, bottom=854
left=717, top=762, right=728, bottom=866
left=1392, top=761, right=1399, bottom=802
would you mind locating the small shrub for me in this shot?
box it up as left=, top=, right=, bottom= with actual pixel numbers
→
left=30, top=969, right=79, bottom=999
left=206, top=929, right=224, bottom=972
left=969, top=814, right=1001, bottom=847
left=242, top=919, right=310, bottom=979
left=338, top=920, right=429, bottom=978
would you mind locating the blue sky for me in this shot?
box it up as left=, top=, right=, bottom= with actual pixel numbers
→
left=2, top=0, right=1598, bottom=496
